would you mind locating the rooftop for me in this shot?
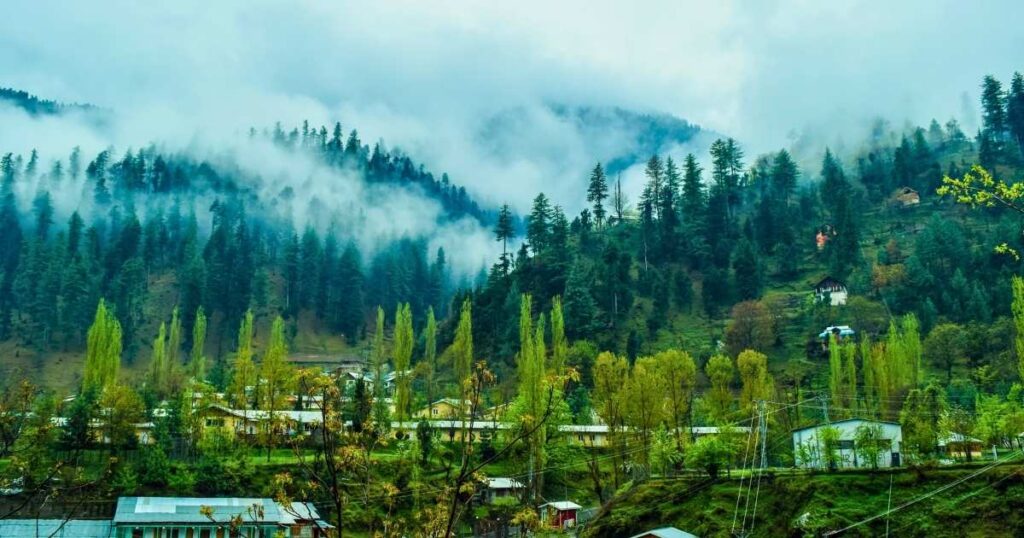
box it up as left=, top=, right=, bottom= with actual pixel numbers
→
left=629, top=527, right=699, bottom=538
left=114, top=497, right=284, bottom=525
left=487, top=477, right=524, bottom=490
left=540, top=501, right=581, bottom=511
left=0, top=519, right=112, bottom=538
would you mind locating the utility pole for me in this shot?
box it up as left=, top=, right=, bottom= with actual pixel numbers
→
left=758, top=400, right=768, bottom=470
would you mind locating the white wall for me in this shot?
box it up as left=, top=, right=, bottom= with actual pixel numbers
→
left=792, top=420, right=902, bottom=469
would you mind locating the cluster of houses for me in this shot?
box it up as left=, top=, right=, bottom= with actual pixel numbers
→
left=0, top=496, right=331, bottom=538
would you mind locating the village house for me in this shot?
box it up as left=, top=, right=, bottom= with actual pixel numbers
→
left=414, top=398, right=470, bottom=419
left=818, top=325, right=855, bottom=351
left=202, top=405, right=324, bottom=438
left=938, top=432, right=984, bottom=461
left=893, top=186, right=921, bottom=207
left=792, top=418, right=903, bottom=469
left=813, top=276, right=848, bottom=306
left=481, top=477, right=524, bottom=503
left=539, top=501, right=582, bottom=529
left=50, top=416, right=156, bottom=446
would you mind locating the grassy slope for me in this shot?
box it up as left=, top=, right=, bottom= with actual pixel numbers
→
left=582, top=465, right=1024, bottom=537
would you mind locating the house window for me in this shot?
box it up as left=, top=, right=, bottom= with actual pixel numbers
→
left=577, top=434, right=584, bottom=442
left=432, top=408, right=438, bottom=415
left=838, top=440, right=854, bottom=450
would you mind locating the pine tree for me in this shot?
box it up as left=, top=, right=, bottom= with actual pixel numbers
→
left=526, top=193, right=552, bottom=254
left=732, top=238, right=762, bottom=300
left=562, top=262, right=599, bottom=340
left=587, top=163, right=608, bottom=228
left=1008, top=72, right=1024, bottom=155
left=981, top=75, right=1008, bottom=140
left=643, top=155, right=664, bottom=220
left=494, top=204, right=515, bottom=275
left=659, top=157, right=681, bottom=259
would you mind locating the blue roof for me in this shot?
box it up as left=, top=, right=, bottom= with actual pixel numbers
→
left=0, top=519, right=113, bottom=537
left=629, top=527, right=699, bottom=538
left=114, top=497, right=284, bottom=525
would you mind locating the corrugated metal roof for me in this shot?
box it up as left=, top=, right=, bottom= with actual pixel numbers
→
left=629, top=527, right=699, bottom=538
left=114, top=497, right=283, bottom=525
left=540, top=501, right=581, bottom=511
left=0, top=519, right=113, bottom=537
left=487, top=477, right=523, bottom=490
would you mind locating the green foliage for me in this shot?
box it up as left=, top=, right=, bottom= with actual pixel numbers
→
left=83, top=299, right=122, bottom=393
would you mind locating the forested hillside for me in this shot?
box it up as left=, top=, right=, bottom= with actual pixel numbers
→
left=4, top=60, right=1024, bottom=538
left=0, top=104, right=498, bottom=386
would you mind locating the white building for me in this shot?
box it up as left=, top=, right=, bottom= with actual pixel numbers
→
left=813, top=276, right=848, bottom=306
left=792, top=418, right=903, bottom=469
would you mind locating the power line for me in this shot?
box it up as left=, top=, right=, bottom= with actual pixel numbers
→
left=823, top=451, right=1022, bottom=536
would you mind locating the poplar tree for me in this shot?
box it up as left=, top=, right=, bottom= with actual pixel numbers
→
left=260, top=315, right=293, bottom=460
left=148, top=322, right=167, bottom=396
left=705, top=354, right=734, bottom=423
left=393, top=302, right=414, bottom=422
left=423, top=307, right=438, bottom=414
left=83, top=299, right=122, bottom=393
left=229, top=309, right=256, bottom=409
left=372, top=306, right=390, bottom=434
left=1013, top=276, right=1024, bottom=383
left=451, top=299, right=473, bottom=390
left=624, top=356, right=666, bottom=474
left=190, top=306, right=207, bottom=381
left=550, top=296, right=567, bottom=375
left=828, top=336, right=844, bottom=411
left=593, top=352, right=628, bottom=487
left=656, top=349, right=697, bottom=449
left=167, top=307, right=182, bottom=370
left=516, top=294, right=549, bottom=502
left=736, top=349, right=772, bottom=414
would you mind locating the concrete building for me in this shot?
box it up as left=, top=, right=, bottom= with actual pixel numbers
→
left=792, top=418, right=903, bottom=469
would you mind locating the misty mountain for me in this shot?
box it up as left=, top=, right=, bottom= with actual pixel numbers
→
left=0, top=87, right=101, bottom=117
left=478, top=104, right=707, bottom=179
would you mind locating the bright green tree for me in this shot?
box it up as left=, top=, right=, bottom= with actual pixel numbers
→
left=259, top=316, right=294, bottom=460
left=83, top=299, right=122, bottom=393
left=451, top=299, right=473, bottom=391
left=550, top=296, right=568, bottom=375
left=190, top=307, right=207, bottom=381
left=705, top=354, right=734, bottom=423
left=229, top=309, right=256, bottom=409
left=393, top=303, right=414, bottom=422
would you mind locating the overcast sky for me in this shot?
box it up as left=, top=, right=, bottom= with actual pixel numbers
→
left=2, top=0, right=1023, bottom=212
